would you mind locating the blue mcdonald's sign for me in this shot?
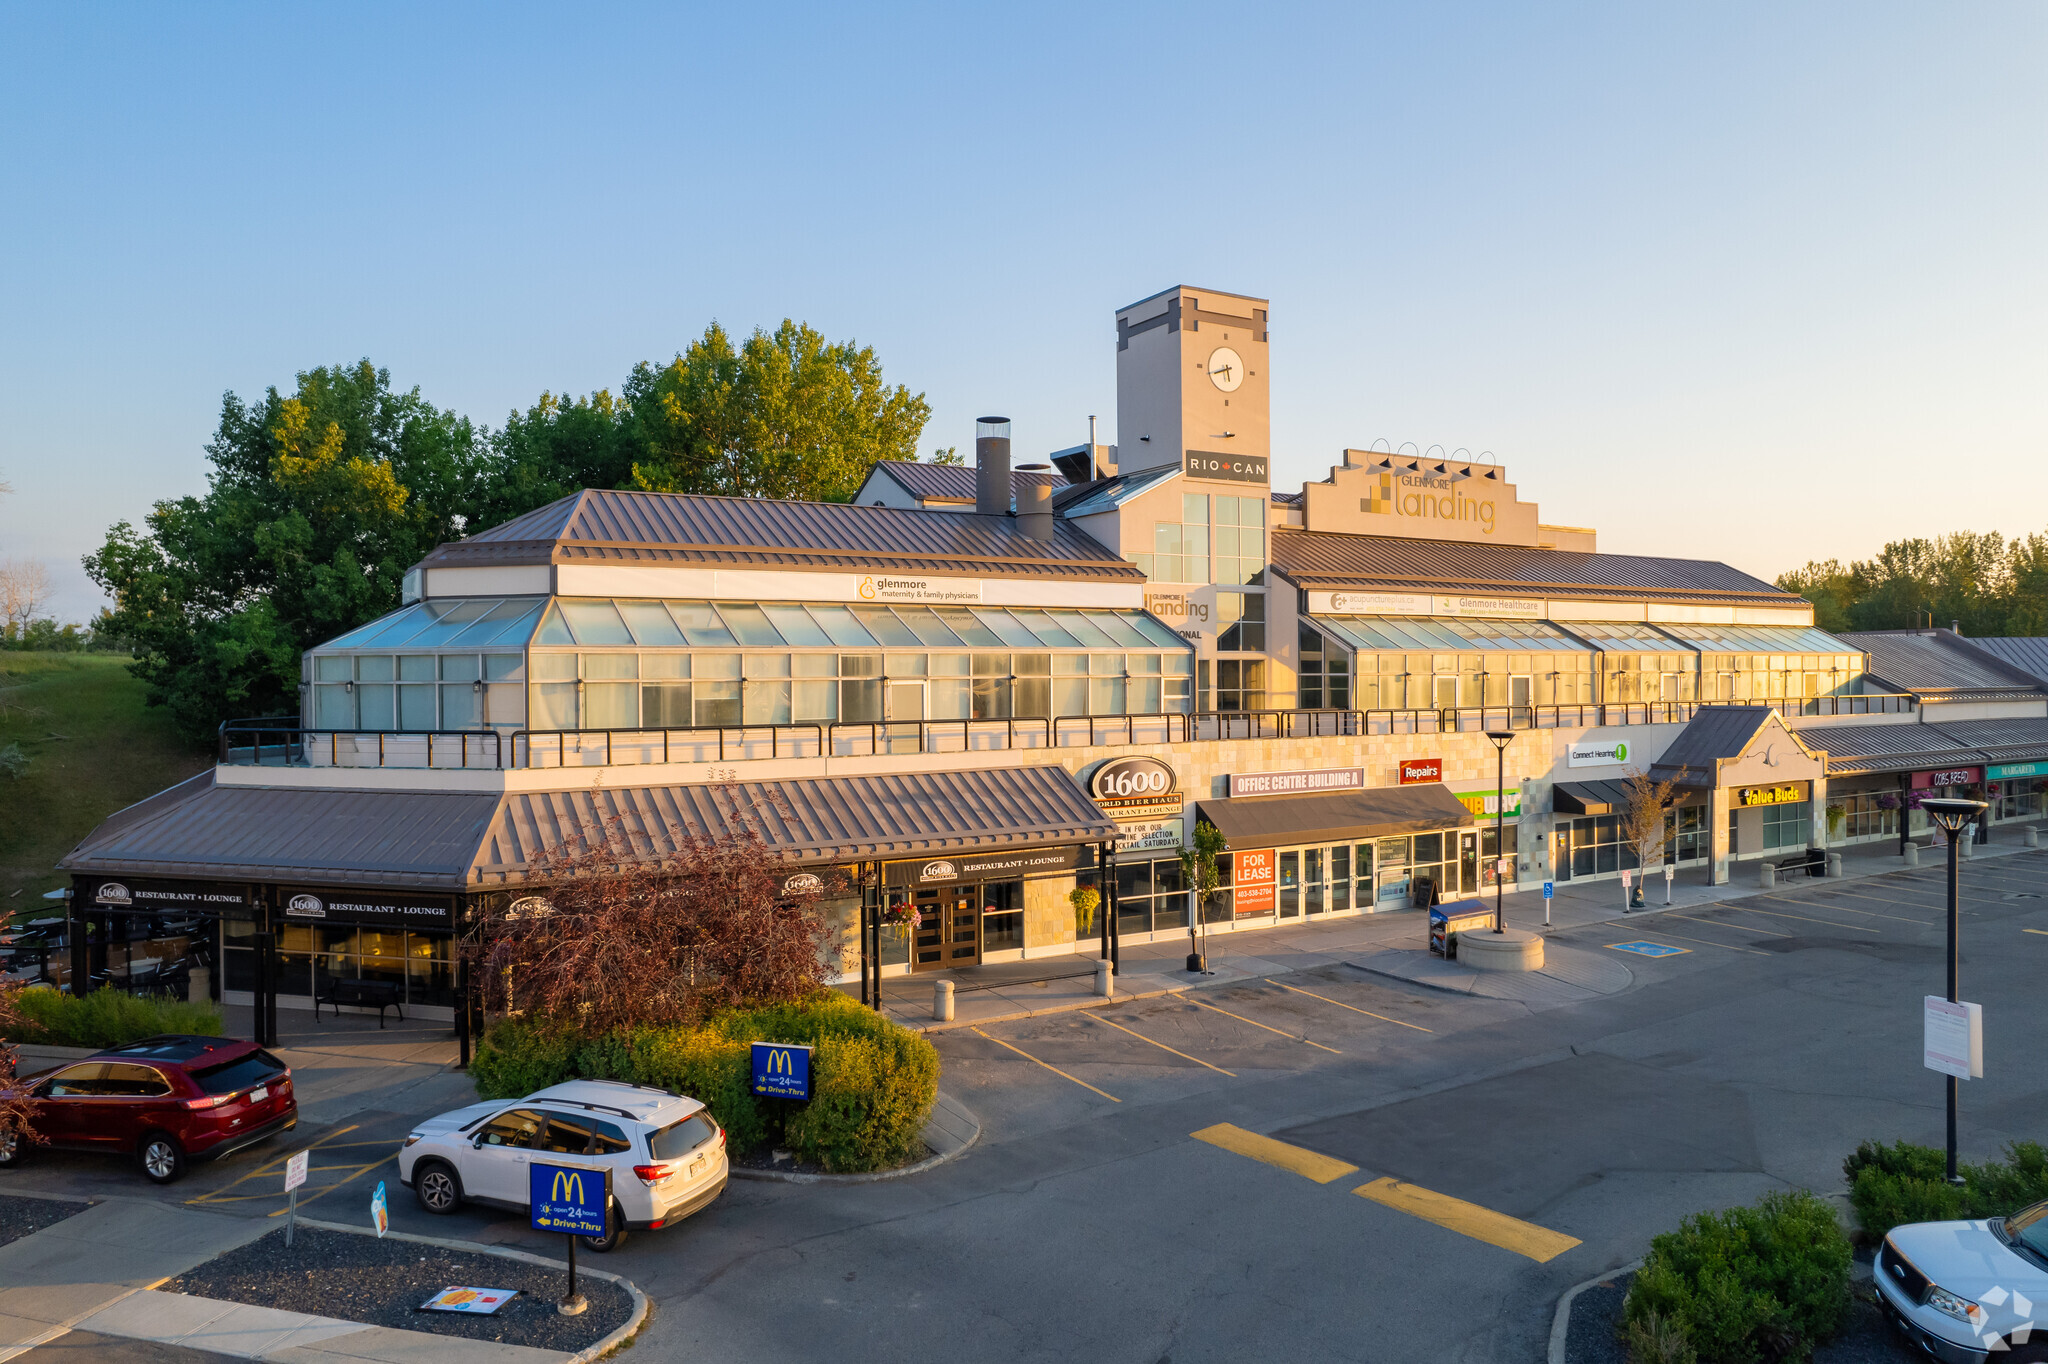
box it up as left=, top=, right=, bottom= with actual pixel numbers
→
left=529, top=1161, right=611, bottom=1238
left=751, top=1041, right=814, bottom=1101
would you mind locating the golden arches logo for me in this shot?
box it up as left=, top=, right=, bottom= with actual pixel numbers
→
left=763, top=1048, right=795, bottom=1076
left=550, top=1170, right=586, bottom=1206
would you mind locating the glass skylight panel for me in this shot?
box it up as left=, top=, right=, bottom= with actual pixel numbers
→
left=470, top=599, right=546, bottom=646
left=559, top=599, right=633, bottom=646
left=401, top=599, right=492, bottom=646
left=322, top=606, right=418, bottom=650
left=807, top=604, right=878, bottom=647
left=534, top=602, right=575, bottom=645
left=719, top=603, right=786, bottom=647
left=1130, top=612, right=1187, bottom=648
left=851, top=605, right=922, bottom=648
left=618, top=600, right=686, bottom=647
left=1050, top=610, right=1116, bottom=648
left=935, top=607, right=1002, bottom=647
left=971, top=608, right=1044, bottom=648
left=763, top=604, right=831, bottom=647
left=352, top=602, right=437, bottom=646
left=1087, top=611, right=1151, bottom=648
left=896, top=607, right=962, bottom=648
left=668, top=601, right=737, bottom=647
left=1009, top=609, right=1078, bottom=647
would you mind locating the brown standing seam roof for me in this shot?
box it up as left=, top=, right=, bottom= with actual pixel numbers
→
left=1196, top=783, right=1474, bottom=851
left=1838, top=630, right=2047, bottom=696
left=863, top=461, right=1066, bottom=504
left=60, top=767, right=1119, bottom=891
left=420, top=488, right=1141, bottom=582
left=1269, top=530, right=1802, bottom=607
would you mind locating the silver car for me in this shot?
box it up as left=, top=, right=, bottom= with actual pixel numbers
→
left=1875, top=1198, right=2048, bottom=1363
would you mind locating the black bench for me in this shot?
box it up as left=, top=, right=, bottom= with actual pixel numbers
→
left=1777, top=848, right=1826, bottom=879
left=316, top=977, right=405, bottom=1027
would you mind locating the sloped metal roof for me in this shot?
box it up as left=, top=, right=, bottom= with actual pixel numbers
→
left=423, top=489, right=1141, bottom=582
left=1055, top=464, right=1181, bottom=519
left=1927, top=718, right=2048, bottom=761
left=1646, top=706, right=1829, bottom=785
left=861, top=461, right=1066, bottom=504
left=1964, top=637, right=2048, bottom=686
left=1268, top=531, right=1801, bottom=606
left=1841, top=631, right=2048, bottom=695
left=1195, top=783, right=1472, bottom=851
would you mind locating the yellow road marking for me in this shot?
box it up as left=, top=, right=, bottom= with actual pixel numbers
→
left=1271, top=981, right=1433, bottom=1033
left=1187, top=998, right=1342, bottom=1054
left=1193, top=1123, right=1358, bottom=1184
left=271, top=1154, right=396, bottom=1215
left=1652, top=917, right=1775, bottom=955
left=970, top=1027, right=1120, bottom=1102
left=1088, top=1013, right=1236, bottom=1076
left=1353, top=1177, right=1581, bottom=1263
left=186, top=1124, right=360, bottom=1204
left=2025, top=929, right=2048, bottom=937
left=1723, top=903, right=1880, bottom=933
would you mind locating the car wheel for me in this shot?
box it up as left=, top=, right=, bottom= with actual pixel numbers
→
left=413, top=1160, right=462, bottom=1215
left=582, top=1199, right=628, bottom=1253
left=2004, top=1341, right=2048, bottom=1364
left=0, top=1126, right=27, bottom=1169
left=137, top=1132, right=185, bottom=1184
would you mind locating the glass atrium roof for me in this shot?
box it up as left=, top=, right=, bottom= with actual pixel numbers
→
left=1311, top=616, right=1587, bottom=652
left=1655, top=623, right=1857, bottom=655
left=314, top=598, right=1188, bottom=653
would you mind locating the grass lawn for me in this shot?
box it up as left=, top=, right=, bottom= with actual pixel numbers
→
left=0, top=653, right=209, bottom=925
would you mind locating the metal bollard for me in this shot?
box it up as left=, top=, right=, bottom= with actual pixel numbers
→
left=1095, top=959, right=1113, bottom=998
left=933, top=979, right=954, bottom=1022
left=1827, top=852, right=1843, bottom=878
left=2027, top=826, right=2041, bottom=849
left=1759, top=861, right=1776, bottom=889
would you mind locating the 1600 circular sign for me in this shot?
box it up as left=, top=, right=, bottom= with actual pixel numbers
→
left=1090, top=756, right=1177, bottom=801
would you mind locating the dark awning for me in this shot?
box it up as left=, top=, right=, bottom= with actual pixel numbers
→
left=1552, top=780, right=1631, bottom=816
left=1195, top=783, right=1473, bottom=852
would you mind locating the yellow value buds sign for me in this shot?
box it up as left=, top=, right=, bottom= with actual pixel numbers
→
left=751, top=1042, right=814, bottom=1101
left=1739, top=783, right=1808, bottom=807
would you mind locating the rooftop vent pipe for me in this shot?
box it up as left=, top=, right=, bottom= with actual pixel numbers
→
left=975, top=417, right=1011, bottom=517
left=1014, top=463, right=1054, bottom=540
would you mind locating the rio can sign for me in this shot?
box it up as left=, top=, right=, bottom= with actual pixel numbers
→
left=1090, top=757, right=1176, bottom=802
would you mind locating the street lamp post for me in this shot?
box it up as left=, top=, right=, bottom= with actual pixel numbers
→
left=1920, top=796, right=1987, bottom=1184
left=1485, top=730, right=1515, bottom=933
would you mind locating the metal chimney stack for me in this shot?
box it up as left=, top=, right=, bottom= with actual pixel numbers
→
left=975, top=417, right=1011, bottom=517
left=1013, top=463, right=1055, bottom=539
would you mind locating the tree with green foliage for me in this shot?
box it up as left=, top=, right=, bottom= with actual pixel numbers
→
left=1778, top=527, right=2048, bottom=637
left=469, top=388, right=638, bottom=532
left=628, top=320, right=929, bottom=502
left=85, top=361, right=486, bottom=743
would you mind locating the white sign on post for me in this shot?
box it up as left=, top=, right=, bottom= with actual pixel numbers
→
left=1620, top=870, right=1632, bottom=889
left=1923, top=997, right=1984, bottom=1079
left=1662, top=865, right=1675, bottom=882
left=284, top=1148, right=309, bottom=1246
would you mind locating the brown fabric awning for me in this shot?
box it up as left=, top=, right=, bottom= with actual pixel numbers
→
left=1195, top=783, right=1473, bottom=852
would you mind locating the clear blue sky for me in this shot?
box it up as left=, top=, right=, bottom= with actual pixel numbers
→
left=3, top=2, right=2043, bottom=619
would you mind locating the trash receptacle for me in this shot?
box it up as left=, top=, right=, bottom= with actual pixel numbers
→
left=1429, top=899, right=1496, bottom=958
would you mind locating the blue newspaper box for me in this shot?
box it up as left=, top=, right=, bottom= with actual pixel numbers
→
left=1429, top=899, right=1495, bottom=958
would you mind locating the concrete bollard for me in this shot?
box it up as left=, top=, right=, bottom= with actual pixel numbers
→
left=933, top=979, right=954, bottom=1022
left=1903, top=842, right=1920, bottom=868
left=1827, top=852, right=1843, bottom=878
left=2027, top=826, right=2041, bottom=849
left=1759, top=861, right=1776, bottom=889
left=1960, top=835, right=1974, bottom=861
left=1095, top=959, right=1113, bottom=998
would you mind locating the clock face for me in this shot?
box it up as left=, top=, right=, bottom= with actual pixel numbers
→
left=1206, top=346, right=1245, bottom=392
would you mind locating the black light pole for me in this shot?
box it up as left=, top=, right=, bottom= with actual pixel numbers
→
left=1921, top=796, right=1986, bottom=1184
left=1485, top=730, right=1515, bottom=933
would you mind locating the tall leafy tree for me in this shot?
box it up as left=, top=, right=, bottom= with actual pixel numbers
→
left=471, top=389, right=637, bottom=531
left=1778, top=528, right=2048, bottom=637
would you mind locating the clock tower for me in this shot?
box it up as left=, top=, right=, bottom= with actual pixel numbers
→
left=1114, top=286, right=1270, bottom=489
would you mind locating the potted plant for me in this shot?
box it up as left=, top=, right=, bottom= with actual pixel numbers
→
left=1825, top=803, right=1846, bottom=836
left=1068, top=886, right=1100, bottom=937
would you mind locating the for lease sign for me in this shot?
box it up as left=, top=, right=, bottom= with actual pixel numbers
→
left=1233, top=850, right=1275, bottom=917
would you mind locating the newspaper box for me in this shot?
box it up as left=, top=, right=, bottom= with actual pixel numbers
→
left=1429, top=899, right=1495, bottom=958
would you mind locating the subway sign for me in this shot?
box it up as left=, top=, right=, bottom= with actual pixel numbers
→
left=751, top=1042, right=814, bottom=1101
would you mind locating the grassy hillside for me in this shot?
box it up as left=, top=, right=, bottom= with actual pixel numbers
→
left=0, top=653, right=210, bottom=924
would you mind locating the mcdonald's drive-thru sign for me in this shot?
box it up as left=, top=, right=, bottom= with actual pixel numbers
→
left=751, top=1041, right=815, bottom=1101
left=528, top=1161, right=611, bottom=1238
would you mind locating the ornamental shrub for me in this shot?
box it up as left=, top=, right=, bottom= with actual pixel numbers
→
left=1623, top=1189, right=1851, bottom=1364
left=4, top=986, right=223, bottom=1048
left=1844, top=1138, right=2048, bottom=1240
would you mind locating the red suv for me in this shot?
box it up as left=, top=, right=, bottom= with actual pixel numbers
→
left=0, top=1034, right=297, bottom=1184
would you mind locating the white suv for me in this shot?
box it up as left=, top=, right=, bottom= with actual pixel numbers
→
left=1875, top=1198, right=2048, bottom=1363
left=398, top=1079, right=729, bottom=1251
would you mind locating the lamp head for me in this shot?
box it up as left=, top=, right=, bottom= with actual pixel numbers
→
left=1484, top=730, right=1515, bottom=751
left=1920, top=797, right=1987, bottom=834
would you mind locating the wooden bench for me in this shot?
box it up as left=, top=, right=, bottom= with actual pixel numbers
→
left=315, top=977, right=405, bottom=1027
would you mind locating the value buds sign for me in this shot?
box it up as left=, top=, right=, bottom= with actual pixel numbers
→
left=1923, top=997, right=1984, bottom=1080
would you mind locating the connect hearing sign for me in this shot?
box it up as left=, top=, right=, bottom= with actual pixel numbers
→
left=529, top=1162, right=611, bottom=1238
left=751, top=1042, right=814, bottom=1101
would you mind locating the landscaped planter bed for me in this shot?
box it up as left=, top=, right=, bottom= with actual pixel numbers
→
left=0, top=1193, right=92, bottom=1249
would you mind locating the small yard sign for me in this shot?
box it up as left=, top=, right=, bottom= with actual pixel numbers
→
left=284, top=1149, right=309, bottom=1246
left=751, top=1041, right=815, bottom=1101
left=370, top=1180, right=388, bottom=1238
left=1608, top=941, right=1688, bottom=958
left=421, top=1287, right=518, bottom=1315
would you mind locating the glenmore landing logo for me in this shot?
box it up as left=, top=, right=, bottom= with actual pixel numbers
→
left=1362, top=471, right=1498, bottom=534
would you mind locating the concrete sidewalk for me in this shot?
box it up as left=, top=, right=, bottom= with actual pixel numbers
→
left=0, top=1198, right=563, bottom=1364
left=877, top=824, right=2043, bottom=1032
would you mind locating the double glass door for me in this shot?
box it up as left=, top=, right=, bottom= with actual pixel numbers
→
left=912, top=884, right=979, bottom=970
left=1274, top=846, right=1361, bottom=918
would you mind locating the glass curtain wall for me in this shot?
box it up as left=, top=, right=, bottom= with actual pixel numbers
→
left=1304, top=617, right=1593, bottom=710
left=1654, top=624, right=1863, bottom=701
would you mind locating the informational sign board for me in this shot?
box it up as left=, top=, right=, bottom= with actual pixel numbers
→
left=751, top=1042, right=815, bottom=1101
left=1663, top=864, right=1675, bottom=882
left=529, top=1162, right=611, bottom=1238
left=284, top=1150, right=309, bottom=1193
left=421, top=1287, right=518, bottom=1315
left=1542, top=881, right=1554, bottom=901
left=1229, top=766, right=1364, bottom=798
left=1923, top=997, right=1984, bottom=1080
left=1394, top=759, right=1442, bottom=786
left=370, top=1181, right=389, bottom=1237
left=1233, top=849, right=1276, bottom=916
left=1620, top=870, right=1633, bottom=889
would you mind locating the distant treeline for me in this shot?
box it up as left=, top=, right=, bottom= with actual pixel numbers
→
left=1777, top=531, right=2048, bottom=636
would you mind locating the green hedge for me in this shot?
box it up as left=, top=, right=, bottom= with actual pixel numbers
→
left=1623, top=1189, right=1851, bottom=1364
left=3, top=987, right=223, bottom=1049
left=469, top=992, right=940, bottom=1173
left=1844, top=1139, right=2048, bottom=1240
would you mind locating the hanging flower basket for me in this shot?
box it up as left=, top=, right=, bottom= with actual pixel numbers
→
left=1069, top=886, right=1101, bottom=936
left=880, top=903, right=921, bottom=940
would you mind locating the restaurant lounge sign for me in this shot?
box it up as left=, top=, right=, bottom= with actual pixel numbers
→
left=281, top=889, right=456, bottom=928
left=89, top=879, right=249, bottom=913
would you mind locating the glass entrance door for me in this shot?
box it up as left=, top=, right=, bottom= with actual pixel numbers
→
left=1459, top=831, right=1480, bottom=895
left=911, top=885, right=980, bottom=970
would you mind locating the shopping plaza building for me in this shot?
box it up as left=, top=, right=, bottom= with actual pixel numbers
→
left=52, top=284, right=2048, bottom=1021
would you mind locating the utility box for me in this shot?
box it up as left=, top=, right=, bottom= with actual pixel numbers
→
left=1430, top=899, right=1495, bottom=959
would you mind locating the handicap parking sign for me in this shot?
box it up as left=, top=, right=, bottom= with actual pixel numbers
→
left=1608, top=940, right=1688, bottom=958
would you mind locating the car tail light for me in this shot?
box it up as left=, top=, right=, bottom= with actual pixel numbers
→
left=717, top=1126, right=727, bottom=1148
left=184, top=1094, right=232, bottom=1110
left=633, top=1163, right=676, bottom=1185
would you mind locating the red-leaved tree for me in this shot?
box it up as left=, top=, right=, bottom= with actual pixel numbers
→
left=0, top=981, right=41, bottom=1157
left=472, top=787, right=837, bottom=1032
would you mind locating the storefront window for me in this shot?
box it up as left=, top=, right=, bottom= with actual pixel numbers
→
left=1835, top=792, right=1899, bottom=839
left=982, top=881, right=1024, bottom=954
left=1568, top=815, right=1642, bottom=878
left=1762, top=801, right=1811, bottom=850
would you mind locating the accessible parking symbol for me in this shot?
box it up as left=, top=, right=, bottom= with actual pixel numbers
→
left=1608, top=941, right=1688, bottom=958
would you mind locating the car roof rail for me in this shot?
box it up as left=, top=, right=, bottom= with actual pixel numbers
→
left=547, top=1099, right=642, bottom=1122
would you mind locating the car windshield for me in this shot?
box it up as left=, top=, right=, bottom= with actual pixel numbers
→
left=647, top=1113, right=716, bottom=1161
left=188, top=1049, right=286, bottom=1096
left=2008, top=1200, right=2048, bottom=1258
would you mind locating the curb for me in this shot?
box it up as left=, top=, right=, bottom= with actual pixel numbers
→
left=729, top=1091, right=982, bottom=1185
left=1548, top=1257, right=1641, bottom=1364
left=296, top=1217, right=649, bottom=1363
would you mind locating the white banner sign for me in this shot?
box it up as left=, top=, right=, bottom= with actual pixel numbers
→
left=1307, top=591, right=1432, bottom=616
left=1923, top=996, right=1983, bottom=1079
left=1433, top=594, right=1543, bottom=620
left=857, top=574, right=982, bottom=605
left=1114, top=817, right=1184, bottom=855
left=1568, top=738, right=1633, bottom=769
